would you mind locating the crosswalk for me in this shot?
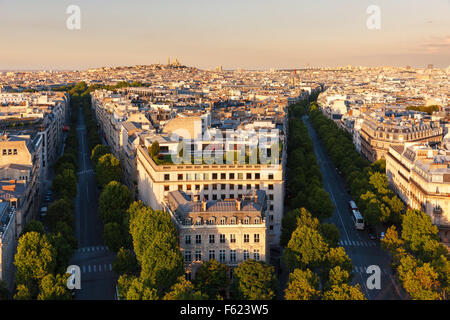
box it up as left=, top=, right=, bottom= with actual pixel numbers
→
left=77, top=169, right=95, bottom=175
left=81, top=263, right=113, bottom=274
left=353, top=265, right=390, bottom=275
left=76, top=246, right=109, bottom=253
left=339, top=240, right=377, bottom=247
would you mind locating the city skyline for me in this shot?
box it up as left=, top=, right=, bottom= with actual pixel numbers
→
left=0, top=0, right=449, bottom=70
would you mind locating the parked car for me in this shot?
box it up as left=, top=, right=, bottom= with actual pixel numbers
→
left=368, top=226, right=377, bottom=240
left=380, top=232, right=385, bottom=240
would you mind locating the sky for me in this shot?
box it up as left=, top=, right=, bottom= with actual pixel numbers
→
left=0, top=0, right=449, bottom=70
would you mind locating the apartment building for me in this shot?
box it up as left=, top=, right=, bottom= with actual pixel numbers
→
left=360, top=115, right=443, bottom=162
left=165, top=189, right=268, bottom=277
left=0, top=202, right=16, bottom=289
left=136, top=140, right=283, bottom=246
left=0, top=132, right=42, bottom=235
left=386, top=143, right=450, bottom=246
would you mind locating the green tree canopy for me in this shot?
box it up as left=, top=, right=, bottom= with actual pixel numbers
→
left=98, top=181, right=132, bottom=225
left=284, top=268, right=321, bottom=300
left=96, top=153, right=122, bottom=187
left=193, top=259, right=230, bottom=299
left=163, top=276, right=207, bottom=300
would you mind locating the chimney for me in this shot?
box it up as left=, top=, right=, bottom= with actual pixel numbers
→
left=201, top=197, right=206, bottom=211
left=236, top=199, right=241, bottom=211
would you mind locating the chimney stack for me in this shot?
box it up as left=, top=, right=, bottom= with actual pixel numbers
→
left=236, top=199, right=241, bottom=211
left=201, top=197, right=206, bottom=211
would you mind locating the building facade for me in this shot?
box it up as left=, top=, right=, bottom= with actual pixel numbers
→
left=165, top=189, right=268, bottom=277
left=386, top=143, right=450, bottom=246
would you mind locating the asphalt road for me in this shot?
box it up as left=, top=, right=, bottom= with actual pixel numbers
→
left=302, top=115, right=407, bottom=300
left=69, top=107, right=117, bottom=300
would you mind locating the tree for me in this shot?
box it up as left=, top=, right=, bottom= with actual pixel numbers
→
left=14, top=232, right=56, bottom=287
left=48, top=232, right=75, bottom=274
left=37, top=274, right=71, bottom=300
left=14, top=284, right=33, bottom=300
left=324, top=247, right=353, bottom=276
left=148, top=141, right=160, bottom=157
left=231, top=260, right=278, bottom=300
left=52, top=169, right=77, bottom=199
left=91, top=144, right=111, bottom=165
left=402, top=209, right=439, bottom=257
left=307, top=187, right=334, bottom=220
left=323, top=283, right=366, bottom=300
left=284, top=224, right=329, bottom=271
left=103, top=222, right=125, bottom=252
left=21, top=220, right=45, bottom=236
left=45, top=198, right=74, bottom=231
left=113, top=247, right=139, bottom=275
left=96, top=153, right=122, bottom=187
left=402, top=263, right=443, bottom=300
left=193, top=260, right=230, bottom=299
left=326, top=266, right=351, bottom=289
left=318, top=223, right=340, bottom=248
left=98, top=181, right=132, bottom=225
left=163, top=276, right=207, bottom=300
left=0, top=281, right=11, bottom=300
left=284, top=268, right=321, bottom=300
left=123, top=277, right=159, bottom=300
left=280, top=208, right=319, bottom=247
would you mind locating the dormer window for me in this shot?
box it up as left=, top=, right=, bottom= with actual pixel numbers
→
left=220, top=217, right=227, bottom=225
left=243, top=217, right=250, bottom=225
left=230, top=216, right=237, bottom=225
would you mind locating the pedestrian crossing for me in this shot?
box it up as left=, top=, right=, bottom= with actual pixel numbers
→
left=81, top=263, right=113, bottom=274
left=76, top=246, right=109, bottom=253
left=77, top=169, right=95, bottom=175
left=339, top=240, right=377, bottom=247
left=353, top=265, right=390, bottom=275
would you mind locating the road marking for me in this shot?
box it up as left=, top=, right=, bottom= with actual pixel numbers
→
left=88, top=265, right=91, bottom=272
left=326, top=182, right=350, bottom=242
left=109, top=264, right=112, bottom=271
left=104, top=264, right=107, bottom=271
left=99, top=265, right=102, bottom=272
left=82, top=265, right=86, bottom=273
left=93, top=265, right=96, bottom=272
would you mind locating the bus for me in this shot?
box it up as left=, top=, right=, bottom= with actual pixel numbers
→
left=349, top=200, right=358, bottom=212
left=352, top=210, right=365, bottom=230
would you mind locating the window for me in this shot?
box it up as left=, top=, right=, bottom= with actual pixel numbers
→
left=254, top=234, right=260, bottom=243
left=204, top=194, right=209, bottom=201
left=255, top=173, right=260, bottom=179
left=230, top=250, right=236, bottom=262
left=186, top=184, right=191, bottom=191
left=208, top=217, right=215, bottom=225
left=229, top=184, right=234, bottom=190
left=195, top=217, right=202, bottom=225
left=219, top=250, right=226, bottom=263
left=269, top=215, right=273, bottom=222
left=230, top=217, right=237, bottom=225
left=212, top=173, right=218, bottom=179
left=244, top=234, right=249, bottom=243
left=230, top=194, right=235, bottom=199
left=221, top=194, right=226, bottom=200
left=247, top=173, right=252, bottom=179
left=230, top=234, right=236, bottom=243
left=178, top=174, right=183, bottom=181
left=254, top=249, right=260, bottom=261
left=164, top=174, right=170, bottom=181
left=229, top=173, right=235, bottom=180
left=238, top=173, right=243, bottom=180
left=220, top=234, right=226, bottom=243
left=212, top=194, right=217, bottom=200
left=195, top=173, right=201, bottom=180
left=212, top=184, right=218, bottom=190
left=186, top=173, right=192, bottom=180
left=238, top=184, right=243, bottom=190
left=185, top=235, right=191, bottom=245
left=8, top=149, right=11, bottom=155
left=178, top=185, right=183, bottom=190
left=221, top=173, right=226, bottom=180
left=268, top=184, right=274, bottom=190
left=209, top=250, right=215, bottom=261
left=203, top=173, right=209, bottom=180
left=221, top=184, right=226, bottom=190
left=13, top=149, right=17, bottom=155
left=195, top=235, right=201, bottom=244
left=220, top=217, right=226, bottom=225
left=255, top=184, right=260, bottom=190
left=255, top=217, right=260, bottom=224
left=268, top=173, right=274, bottom=180
left=2, top=150, right=5, bottom=155
left=243, top=217, right=250, bottom=224
left=268, top=194, right=274, bottom=201
left=185, top=251, right=192, bottom=263
left=243, top=250, right=249, bottom=261
left=246, top=184, right=251, bottom=190
left=195, top=250, right=202, bottom=261
left=195, top=184, right=200, bottom=191
left=209, top=234, right=215, bottom=244
left=164, top=185, right=170, bottom=191
left=269, top=204, right=274, bottom=211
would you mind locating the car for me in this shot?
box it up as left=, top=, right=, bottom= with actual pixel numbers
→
left=367, top=226, right=377, bottom=240
left=45, top=195, right=52, bottom=201
left=380, top=232, right=385, bottom=240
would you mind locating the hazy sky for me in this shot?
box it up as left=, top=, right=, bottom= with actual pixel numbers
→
left=0, top=0, right=449, bottom=70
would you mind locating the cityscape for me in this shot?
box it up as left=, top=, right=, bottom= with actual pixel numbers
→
left=0, top=0, right=448, bottom=309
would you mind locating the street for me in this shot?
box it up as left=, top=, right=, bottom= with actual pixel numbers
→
left=302, top=115, right=407, bottom=300
left=69, top=106, right=117, bottom=299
